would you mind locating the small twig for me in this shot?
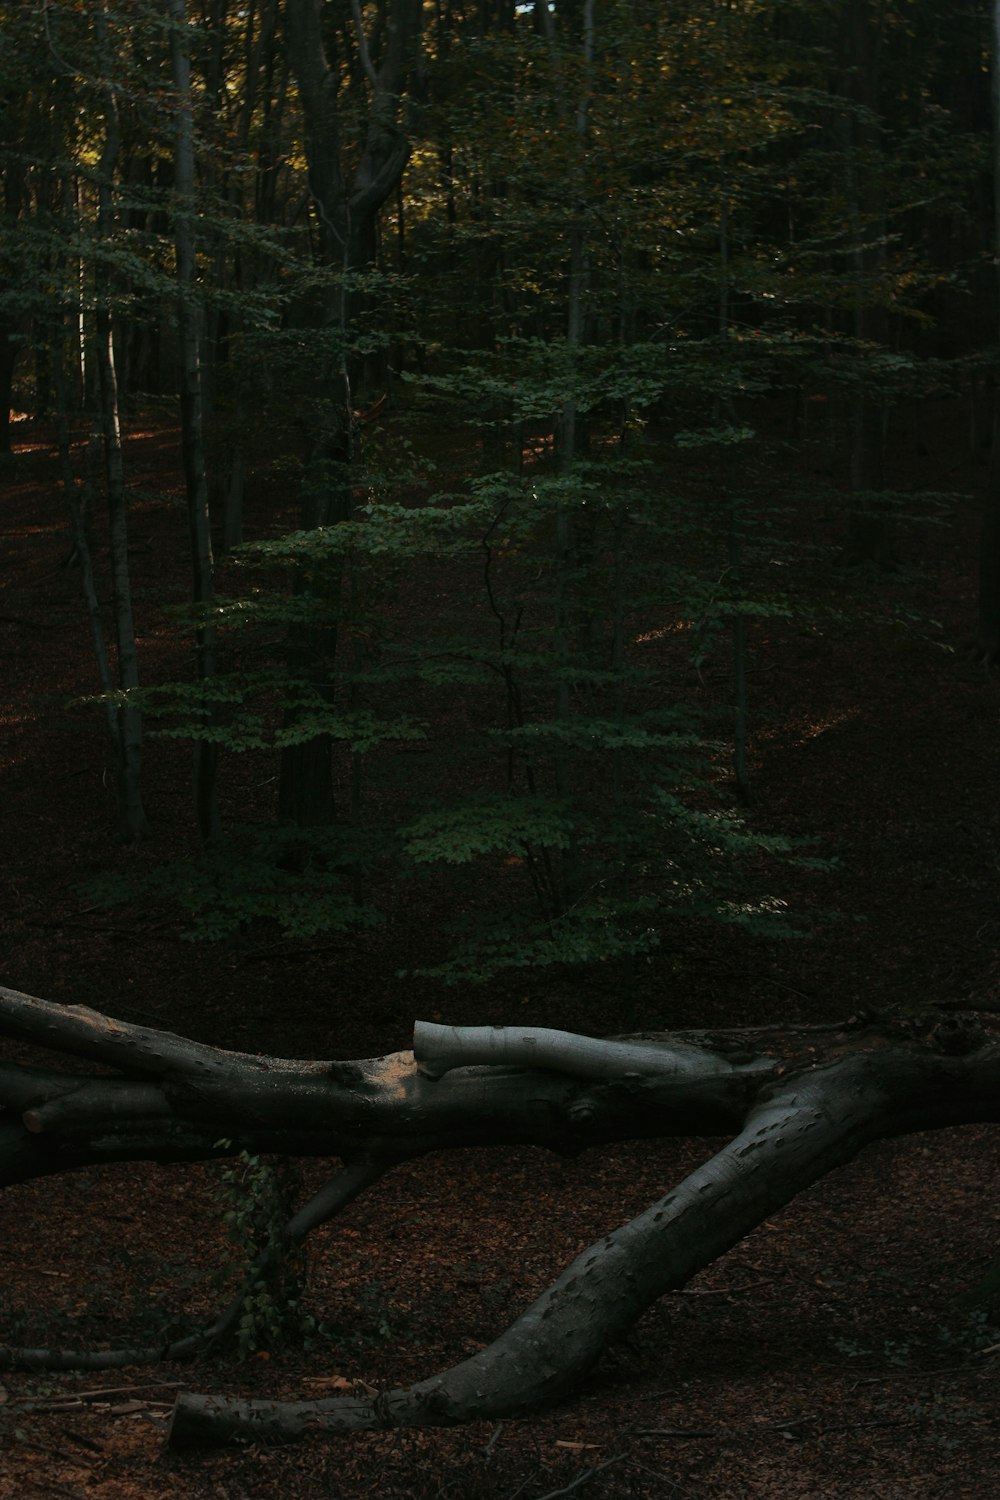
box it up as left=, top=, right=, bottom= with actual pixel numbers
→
left=676, top=1279, right=774, bottom=1297
left=11, top=1433, right=98, bottom=1467
left=767, top=979, right=816, bottom=1003
left=244, top=940, right=346, bottom=963
left=851, top=1362, right=986, bottom=1386
left=12, top=1481, right=87, bottom=1500
left=534, top=1454, right=625, bottom=1500
left=821, top=1417, right=919, bottom=1434
left=64, top=1431, right=103, bottom=1454
left=484, top=1421, right=504, bottom=1457
left=630, top=1463, right=701, bottom=1498
left=503, top=1467, right=543, bottom=1500
left=637, top=1427, right=720, bottom=1440
left=15, top=1380, right=184, bottom=1410
left=70, top=1379, right=186, bottom=1399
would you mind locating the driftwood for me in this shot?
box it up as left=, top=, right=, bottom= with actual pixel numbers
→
left=0, top=983, right=996, bottom=1447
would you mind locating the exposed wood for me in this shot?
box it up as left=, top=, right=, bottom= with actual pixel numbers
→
left=0, top=984, right=997, bottom=1446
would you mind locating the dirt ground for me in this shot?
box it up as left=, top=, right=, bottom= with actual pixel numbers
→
left=1, top=401, right=998, bottom=1498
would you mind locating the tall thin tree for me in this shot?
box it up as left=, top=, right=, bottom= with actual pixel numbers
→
left=978, top=0, right=1000, bottom=662
left=169, top=0, right=220, bottom=842
left=94, top=8, right=149, bottom=842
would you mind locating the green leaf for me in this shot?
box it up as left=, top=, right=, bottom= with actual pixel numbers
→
left=402, top=796, right=579, bottom=863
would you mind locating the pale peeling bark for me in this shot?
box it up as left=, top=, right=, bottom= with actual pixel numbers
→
left=0, top=987, right=771, bottom=1185
left=413, top=1020, right=770, bottom=1081
left=0, top=983, right=996, bottom=1446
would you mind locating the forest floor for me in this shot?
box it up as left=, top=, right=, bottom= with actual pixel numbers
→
left=1, top=400, right=999, bottom=1499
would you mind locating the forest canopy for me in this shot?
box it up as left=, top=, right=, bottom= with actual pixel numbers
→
left=1, top=4, right=999, bottom=1491
left=2, top=0, right=992, bottom=981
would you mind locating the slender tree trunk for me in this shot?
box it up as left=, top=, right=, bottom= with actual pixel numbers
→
left=53, top=337, right=119, bottom=757
left=0, top=324, right=17, bottom=454
left=216, top=0, right=282, bottom=556
left=0, top=157, right=27, bottom=454
left=545, top=0, right=594, bottom=905
left=977, top=0, right=1000, bottom=662
left=93, top=81, right=149, bottom=843
left=714, top=60, right=751, bottom=805
left=279, top=0, right=421, bottom=831
left=222, top=441, right=246, bottom=553
left=169, top=0, right=220, bottom=842
left=840, top=0, right=892, bottom=569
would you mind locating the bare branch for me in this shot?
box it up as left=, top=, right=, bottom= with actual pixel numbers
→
left=350, top=0, right=380, bottom=90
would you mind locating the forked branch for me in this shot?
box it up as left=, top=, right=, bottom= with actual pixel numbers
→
left=1, top=984, right=997, bottom=1446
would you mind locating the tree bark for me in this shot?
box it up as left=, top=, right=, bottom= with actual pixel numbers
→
left=839, top=0, right=893, bottom=570
left=169, top=0, right=220, bottom=843
left=0, top=317, right=18, bottom=454
left=93, top=58, right=150, bottom=844
left=0, top=985, right=995, bottom=1447
left=170, top=1045, right=992, bottom=1446
left=0, top=152, right=28, bottom=452
left=277, top=0, right=423, bottom=830
left=976, top=0, right=1000, bottom=662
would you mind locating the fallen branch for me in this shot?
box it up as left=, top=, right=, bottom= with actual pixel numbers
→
left=0, top=983, right=996, bottom=1448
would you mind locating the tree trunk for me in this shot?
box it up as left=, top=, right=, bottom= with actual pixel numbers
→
left=0, top=155, right=27, bottom=453
left=278, top=0, right=422, bottom=830
left=169, top=0, right=220, bottom=844
left=976, top=0, right=1000, bottom=662
left=840, top=0, right=892, bottom=570
left=977, top=445, right=1000, bottom=664
left=93, top=81, right=150, bottom=844
left=53, top=344, right=121, bottom=760
left=0, top=985, right=995, bottom=1447
left=0, top=317, right=18, bottom=454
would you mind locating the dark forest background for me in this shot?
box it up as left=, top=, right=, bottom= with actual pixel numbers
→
left=2, top=0, right=998, bottom=1004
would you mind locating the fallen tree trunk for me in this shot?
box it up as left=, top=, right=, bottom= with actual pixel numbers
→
left=0, top=983, right=996, bottom=1447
